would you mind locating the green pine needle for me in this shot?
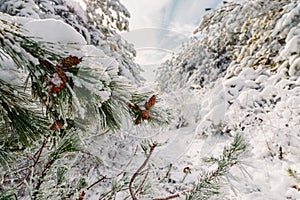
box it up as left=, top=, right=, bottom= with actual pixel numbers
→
left=187, top=134, right=248, bottom=200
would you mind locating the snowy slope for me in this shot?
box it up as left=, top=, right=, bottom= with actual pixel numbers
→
left=153, top=0, right=300, bottom=199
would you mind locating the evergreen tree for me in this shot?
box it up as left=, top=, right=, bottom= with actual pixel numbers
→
left=0, top=1, right=168, bottom=199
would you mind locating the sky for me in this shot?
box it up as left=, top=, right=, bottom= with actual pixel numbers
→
left=120, top=0, right=221, bottom=81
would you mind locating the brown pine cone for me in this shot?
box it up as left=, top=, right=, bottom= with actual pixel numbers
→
left=61, top=56, right=83, bottom=68
left=50, top=120, right=64, bottom=130
left=141, top=110, right=150, bottom=120
left=145, top=95, right=156, bottom=109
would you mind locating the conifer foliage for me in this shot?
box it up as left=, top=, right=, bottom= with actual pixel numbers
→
left=0, top=1, right=168, bottom=199
left=0, top=0, right=142, bottom=84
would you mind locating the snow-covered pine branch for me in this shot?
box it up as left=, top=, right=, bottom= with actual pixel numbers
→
left=0, top=1, right=169, bottom=198
left=0, top=0, right=143, bottom=84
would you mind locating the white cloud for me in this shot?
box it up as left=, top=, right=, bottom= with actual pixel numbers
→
left=167, top=0, right=220, bottom=34
left=120, top=0, right=222, bottom=80
left=167, top=22, right=197, bottom=36
left=121, top=0, right=220, bottom=31
left=168, top=0, right=219, bottom=24
left=120, top=0, right=172, bottom=29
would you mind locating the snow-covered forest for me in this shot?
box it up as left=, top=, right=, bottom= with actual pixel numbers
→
left=0, top=0, right=299, bottom=200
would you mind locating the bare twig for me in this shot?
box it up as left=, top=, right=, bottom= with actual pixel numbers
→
left=152, top=194, right=180, bottom=200
left=80, top=146, right=139, bottom=200
left=124, top=170, right=150, bottom=200
left=98, top=188, right=129, bottom=200
left=17, top=141, right=47, bottom=188
left=79, top=191, right=85, bottom=200
left=78, top=170, right=107, bottom=200
left=135, top=170, right=149, bottom=196
left=33, top=141, right=47, bottom=166
left=32, top=158, right=55, bottom=200
left=129, top=143, right=157, bottom=200
left=87, top=176, right=107, bottom=190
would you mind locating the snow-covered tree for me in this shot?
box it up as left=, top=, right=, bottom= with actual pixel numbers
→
left=0, top=1, right=169, bottom=199
left=158, top=0, right=300, bottom=90
left=156, top=0, right=300, bottom=199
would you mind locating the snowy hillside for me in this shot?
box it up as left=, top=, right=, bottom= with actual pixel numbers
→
left=155, top=0, right=300, bottom=199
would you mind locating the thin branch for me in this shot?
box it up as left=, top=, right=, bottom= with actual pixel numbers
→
left=79, top=191, right=85, bottom=200
left=32, top=159, right=55, bottom=200
left=129, top=143, right=157, bottom=200
left=135, top=170, right=149, bottom=196
left=98, top=188, right=129, bottom=200
left=152, top=194, right=180, bottom=200
left=124, top=170, right=150, bottom=200
left=81, top=146, right=139, bottom=200
left=17, top=141, right=47, bottom=188
left=86, top=176, right=107, bottom=190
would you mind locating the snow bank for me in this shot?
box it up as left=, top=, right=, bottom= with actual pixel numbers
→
left=23, top=18, right=86, bottom=44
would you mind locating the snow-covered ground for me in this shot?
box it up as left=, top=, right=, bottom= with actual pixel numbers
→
left=145, top=0, right=300, bottom=199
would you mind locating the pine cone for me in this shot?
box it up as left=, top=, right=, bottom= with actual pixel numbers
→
left=49, top=69, right=68, bottom=94
left=145, top=95, right=156, bottom=110
left=135, top=117, right=141, bottom=125
left=50, top=120, right=64, bottom=130
left=141, top=110, right=150, bottom=120
left=61, top=56, right=83, bottom=68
